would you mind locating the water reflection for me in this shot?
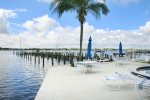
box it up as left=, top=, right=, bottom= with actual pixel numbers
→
left=0, top=51, right=49, bottom=100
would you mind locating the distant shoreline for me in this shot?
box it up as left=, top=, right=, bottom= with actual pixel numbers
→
left=1, top=48, right=150, bottom=54
left=0, top=47, right=150, bottom=51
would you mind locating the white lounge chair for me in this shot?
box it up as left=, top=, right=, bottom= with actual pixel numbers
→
left=135, top=78, right=150, bottom=100
left=102, top=72, right=136, bottom=91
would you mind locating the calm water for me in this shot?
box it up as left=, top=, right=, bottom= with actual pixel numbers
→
left=0, top=51, right=51, bottom=100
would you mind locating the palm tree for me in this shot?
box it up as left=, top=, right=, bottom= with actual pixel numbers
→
left=50, top=0, right=109, bottom=61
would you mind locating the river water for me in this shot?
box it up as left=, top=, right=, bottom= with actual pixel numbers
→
left=0, top=51, right=50, bottom=100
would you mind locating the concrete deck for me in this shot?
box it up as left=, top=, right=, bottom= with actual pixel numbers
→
left=35, top=62, right=148, bottom=100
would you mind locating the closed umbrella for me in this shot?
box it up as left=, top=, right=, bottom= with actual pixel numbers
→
left=87, top=36, right=92, bottom=60
left=119, top=42, right=123, bottom=57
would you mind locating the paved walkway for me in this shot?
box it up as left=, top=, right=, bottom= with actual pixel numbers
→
left=35, top=62, right=147, bottom=100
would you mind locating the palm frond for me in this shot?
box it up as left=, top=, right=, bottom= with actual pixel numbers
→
left=50, top=0, right=109, bottom=20
left=86, top=2, right=109, bottom=19
left=50, top=0, right=75, bottom=17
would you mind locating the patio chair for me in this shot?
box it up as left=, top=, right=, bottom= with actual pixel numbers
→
left=77, top=61, right=97, bottom=73
left=102, top=72, right=136, bottom=91
left=115, top=56, right=130, bottom=65
left=135, top=78, right=150, bottom=100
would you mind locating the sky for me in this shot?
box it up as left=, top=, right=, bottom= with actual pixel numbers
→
left=0, top=0, right=150, bottom=49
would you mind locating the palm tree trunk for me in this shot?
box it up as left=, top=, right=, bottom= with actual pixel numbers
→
left=79, top=21, right=83, bottom=61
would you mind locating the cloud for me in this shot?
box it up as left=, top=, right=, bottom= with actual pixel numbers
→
left=96, top=0, right=105, bottom=3
left=37, top=0, right=52, bottom=3
left=108, top=0, right=141, bottom=5
left=15, top=9, right=27, bottom=12
left=0, top=14, right=150, bottom=49
left=37, top=0, right=141, bottom=7
left=39, top=0, right=106, bottom=4
left=139, top=21, right=150, bottom=34
left=38, top=0, right=140, bottom=4
left=0, top=9, right=17, bottom=18
left=0, top=9, right=17, bottom=34
left=0, top=8, right=27, bottom=34
left=22, top=15, right=58, bottom=34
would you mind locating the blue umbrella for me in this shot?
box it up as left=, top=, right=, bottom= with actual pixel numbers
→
left=87, top=36, right=92, bottom=59
left=119, top=42, right=123, bottom=56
